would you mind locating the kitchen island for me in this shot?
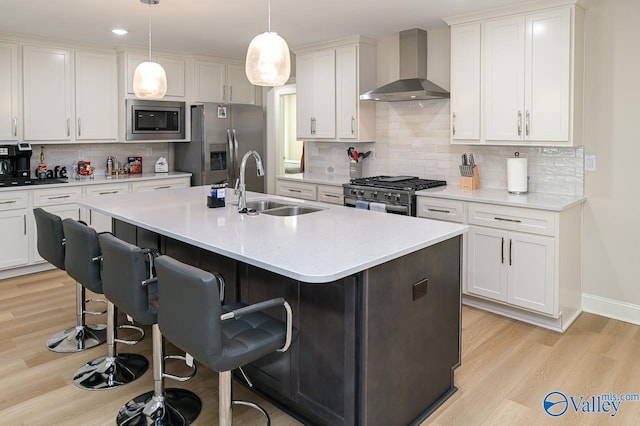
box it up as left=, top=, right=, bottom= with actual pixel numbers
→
left=79, top=185, right=467, bottom=426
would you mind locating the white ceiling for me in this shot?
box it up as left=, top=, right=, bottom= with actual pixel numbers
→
left=1, top=0, right=532, bottom=58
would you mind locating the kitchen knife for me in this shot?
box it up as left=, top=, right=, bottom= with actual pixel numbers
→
left=469, top=153, right=475, bottom=168
left=461, top=153, right=468, bottom=166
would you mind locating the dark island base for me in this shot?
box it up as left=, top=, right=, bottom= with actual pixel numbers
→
left=114, top=220, right=461, bottom=426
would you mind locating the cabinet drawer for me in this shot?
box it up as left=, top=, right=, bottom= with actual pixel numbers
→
left=85, top=182, right=130, bottom=198
left=32, top=186, right=82, bottom=206
left=276, top=180, right=317, bottom=201
left=317, top=184, right=344, bottom=205
left=468, top=203, right=556, bottom=236
left=417, top=197, right=465, bottom=223
left=0, top=191, right=29, bottom=211
left=131, top=178, right=190, bottom=192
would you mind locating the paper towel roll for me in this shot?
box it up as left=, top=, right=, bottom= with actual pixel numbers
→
left=507, top=157, right=528, bottom=194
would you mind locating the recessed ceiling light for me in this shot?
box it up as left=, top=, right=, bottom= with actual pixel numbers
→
left=112, top=28, right=128, bottom=35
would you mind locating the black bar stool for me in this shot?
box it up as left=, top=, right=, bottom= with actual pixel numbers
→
left=33, top=207, right=107, bottom=353
left=154, top=255, right=294, bottom=426
left=98, top=234, right=201, bottom=425
left=67, top=221, right=148, bottom=391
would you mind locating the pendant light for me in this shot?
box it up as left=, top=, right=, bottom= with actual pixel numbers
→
left=133, top=0, right=167, bottom=99
left=245, top=0, right=291, bottom=87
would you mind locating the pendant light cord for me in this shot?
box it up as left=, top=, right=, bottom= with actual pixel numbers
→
left=148, top=2, right=152, bottom=62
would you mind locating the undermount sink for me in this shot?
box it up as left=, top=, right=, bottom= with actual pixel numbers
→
left=244, top=200, right=290, bottom=211
left=261, top=205, right=323, bottom=216
left=239, top=199, right=324, bottom=216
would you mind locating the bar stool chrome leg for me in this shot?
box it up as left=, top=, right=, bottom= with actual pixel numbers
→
left=47, top=283, right=107, bottom=353
left=116, top=324, right=201, bottom=425
left=73, top=301, right=148, bottom=390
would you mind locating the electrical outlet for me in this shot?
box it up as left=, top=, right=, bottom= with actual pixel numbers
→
left=585, top=155, right=596, bottom=172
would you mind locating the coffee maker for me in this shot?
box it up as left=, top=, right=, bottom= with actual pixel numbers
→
left=0, top=143, right=32, bottom=178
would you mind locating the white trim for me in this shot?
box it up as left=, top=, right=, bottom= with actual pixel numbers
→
left=462, top=294, right=581, bottom=332
left=582, top=293, right=640, bottom=326
left=0, top=262, right=54, bottom=280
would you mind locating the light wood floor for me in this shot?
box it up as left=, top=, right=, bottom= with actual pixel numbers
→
left=2, top=270, right=640, bottom=425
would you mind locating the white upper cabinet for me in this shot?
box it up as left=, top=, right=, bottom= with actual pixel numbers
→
left=445, top=1, right=584, bottom=146
left=295, top=37, right=376, bottom=142
left=22, top=46, right=72, bottom=141
left=450, top=23, right=481, bottom=141
left=194, top=59, right=255, bottom=104
left=484, top=8, right=571, bottom=143
left=296, top=49, right=336, bottom=139
left=126, top=53, right=186, bottom=98
left=0, top=42, right=19, bottom=141
left=75, top=51, right=118, bottom=141
left=226, top=64, right=255, bottom=104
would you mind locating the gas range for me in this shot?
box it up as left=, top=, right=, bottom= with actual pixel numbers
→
left=343, top=176, right=447, bottom=216
left=0, top=176, right=69, bottom=188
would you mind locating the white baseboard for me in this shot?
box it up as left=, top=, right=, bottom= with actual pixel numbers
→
left=582, top=293, right=640, bottom=326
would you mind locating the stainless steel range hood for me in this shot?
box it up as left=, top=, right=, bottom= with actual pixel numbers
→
left=360, top=28, right=449, bottom=102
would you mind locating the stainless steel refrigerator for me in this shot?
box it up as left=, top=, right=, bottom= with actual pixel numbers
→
left=174, top=103, right=265, bottom=192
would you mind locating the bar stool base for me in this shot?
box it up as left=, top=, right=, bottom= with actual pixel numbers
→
left=116, top=389, right=202, bottom=426
left=46, top=324, right=107, bottom=353
left=73, top=353, right=149, bottom=390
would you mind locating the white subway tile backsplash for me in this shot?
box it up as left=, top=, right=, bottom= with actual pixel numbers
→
left=306, top=99, right=584, bottom=196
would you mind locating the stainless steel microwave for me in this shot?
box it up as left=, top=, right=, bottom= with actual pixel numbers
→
left=126, top=99, right=185, bottom=141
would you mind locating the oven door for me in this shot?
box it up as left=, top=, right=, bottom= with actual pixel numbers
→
left=343, top=197, right=411, bottom=216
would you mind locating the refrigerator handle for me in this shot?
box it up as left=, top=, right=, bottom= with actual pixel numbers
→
left=232, top=128, right=239, bottom=178
left=227, top=128, right=234, bottom=183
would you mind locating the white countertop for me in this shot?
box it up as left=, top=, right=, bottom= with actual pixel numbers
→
left=79, top=185, right=467, bottom=283
left=416, top=186, right=586, bottom=211
left=276, top=173, right=350, bottom=186
left=0, top=172, right=192, bottom=192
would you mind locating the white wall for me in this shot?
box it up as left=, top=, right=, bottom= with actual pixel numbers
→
left=581, top=0, right=640, bottom=319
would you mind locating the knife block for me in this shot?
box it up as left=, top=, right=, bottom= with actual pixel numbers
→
left=460, top=166, right=480, bottom=190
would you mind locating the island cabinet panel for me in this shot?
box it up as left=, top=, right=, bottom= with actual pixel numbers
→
left=238, top=265, right=358, bottom=426
left=361, top=235, right=461, bottom=426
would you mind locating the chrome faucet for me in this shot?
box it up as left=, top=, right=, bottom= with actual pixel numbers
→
left=235, top=150, right=265, bottom=212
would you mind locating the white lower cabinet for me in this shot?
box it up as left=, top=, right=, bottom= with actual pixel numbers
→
left=467, top=225, right=555, bottom=315
left=31, top=186, right=82, bottom=264
left=0, top=192, right=29, bottom=270
left=275, top=179, right=345, bottom=205
left=84, top=182, right=130, bottom=232
left=316, top=185, right=344, bottom=205
left=418, top=195, right=582, bottom=331
left=131, top=177, right=190, bottom=192
left=276, top=180, right=317, bottom=201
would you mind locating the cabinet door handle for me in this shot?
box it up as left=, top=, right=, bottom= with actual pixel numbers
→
left=517, top=111, right=522, bottom=136
left=98, top=190, right=119, bottom=195
left=78, top=208, right=81, bottom=220
left=428, top=208, right=451, bottom=214
left=78, top=118, right=81, bottom=137
left=223, top=85, right=227, bottom=101
left=501, top=237, right=504, bottom=264
left=229, top=86, right=233, bottom=102
left=154, top=185, right=171, bottom=190
left=48, top=195, right=71, bottom=200
left=351, top=116, right=355, bottom=135
left=525, top=111, right=530, bottom=137
left=89, top=209, right=92, bottom=224
left=67, top=118, right=70, bottom=137
left=452, top=112, right=457, bottom=136
left=0, top=200, right=17, bottom=205
left=509, top=239, right=513, bottom=266
left=24, top=214, right=27, bottom=235
left=288, top=188, right=302, bottom=193
left=324, top=193, right=340, bottom=198
left=13, top=117, right=17, bottom=137
left=494, top=216, right=522, bottom=223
